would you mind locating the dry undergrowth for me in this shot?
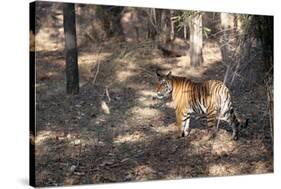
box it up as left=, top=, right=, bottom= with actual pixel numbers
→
left=35, top=38, right=273, bottom=187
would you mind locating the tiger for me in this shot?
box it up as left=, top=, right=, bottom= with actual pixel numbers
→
left=155, top=71, right=248, bottom=140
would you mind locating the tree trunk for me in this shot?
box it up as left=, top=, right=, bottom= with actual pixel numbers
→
left=189, top=13, right=203, bottom=67
left=183, top=23, right=187, bottom=41
left=147, top=8, right=158, bottom=41
left=220, top=13, right=232, bottom=64
left=170, top=10, right=175, bottom=41
left=63, top=3, right=79, bottom=94
left=157, top=9, right=171, bottom=44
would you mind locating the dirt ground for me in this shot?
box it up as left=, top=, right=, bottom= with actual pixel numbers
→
left=34, top=38, right=273, bottom=187
left=33, top=3, right=273, bottom=187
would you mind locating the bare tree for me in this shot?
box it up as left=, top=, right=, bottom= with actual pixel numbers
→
left=220, top=13, right=233, bottom=64
left=63, top=3, right=79, bottom=94
left=189, top=13, right=203, bottom=67
left=170, top=10, right=175, bottom=41
left=147, top=8, right=158, bottom=41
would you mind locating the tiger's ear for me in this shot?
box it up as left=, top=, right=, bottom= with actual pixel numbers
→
left=166, top=71, right=172, bottom=78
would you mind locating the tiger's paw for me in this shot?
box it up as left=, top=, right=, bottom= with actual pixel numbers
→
left=181, top=130, right=190, bottom=138
left=232, top=134, right=239, bottom=141
left=241, top=119, right=249, bottom=128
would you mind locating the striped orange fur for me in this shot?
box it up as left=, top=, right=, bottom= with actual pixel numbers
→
left=155, top=71, right=247, bottom=140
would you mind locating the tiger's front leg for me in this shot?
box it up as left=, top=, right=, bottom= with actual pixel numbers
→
left=177, top=109, right=192, bottom=137
left=182, top=112, right=192, bottom=137
left=176, top=113, right=183, bottom=138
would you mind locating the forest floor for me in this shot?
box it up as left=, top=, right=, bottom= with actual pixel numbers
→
left=35, top=38, right=273, bottom=186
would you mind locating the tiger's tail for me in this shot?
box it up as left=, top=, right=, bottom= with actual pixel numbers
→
left=230, top=109, right=249, bottom=140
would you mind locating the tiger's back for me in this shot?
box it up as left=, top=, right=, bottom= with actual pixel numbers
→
left=172, top=79, right=230, bottom=115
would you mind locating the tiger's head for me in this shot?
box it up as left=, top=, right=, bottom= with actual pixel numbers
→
left=155, top=71, right=173, bottom=100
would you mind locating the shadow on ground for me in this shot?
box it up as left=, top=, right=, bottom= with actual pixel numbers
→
left=34, top=37, right=273, bottom=187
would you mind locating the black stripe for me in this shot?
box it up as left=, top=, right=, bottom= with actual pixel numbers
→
left=207, top=108, right=215, bottom=116
left=202, top=96, right=206, bottom=107
left=198, top=103, right=204, bottom=113
left=182, top=116, right=191, bottom=122
left=225, top=94, right=230, bottom=102
left=207, top=118, right=216, bottom=123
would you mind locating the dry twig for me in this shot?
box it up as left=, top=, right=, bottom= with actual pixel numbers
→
left=105, top=87, right=111, bottom=102
left=91, top=47, right=103, bottom=85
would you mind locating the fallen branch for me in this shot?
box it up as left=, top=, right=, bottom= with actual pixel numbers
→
left=157, top=43, right=186, bottom=57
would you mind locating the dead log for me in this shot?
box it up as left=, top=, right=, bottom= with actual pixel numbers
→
left=157, top=43, right=187, bottom=57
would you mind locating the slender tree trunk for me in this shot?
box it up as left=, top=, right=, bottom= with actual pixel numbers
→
left=151, top=8, right=156, bottom=26
left=170, top=10, right=175, bottom=41
left=220, top=13, right=232, bottom=64
left=183, top=23, right=187, bottom=41
left=63, top=3, right=79, bottom=94
left=189, top=13, right=203, bottom=67
left=158, top=9, right=171, bottom=44
left=147, top=8, right=157, bottom=41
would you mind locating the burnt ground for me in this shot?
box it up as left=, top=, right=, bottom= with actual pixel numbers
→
left=34, top=39, right=273, bottom=187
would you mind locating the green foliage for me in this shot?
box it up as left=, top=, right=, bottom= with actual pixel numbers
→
left=172, top=11, right=211, bottom=38
left=203, top=27, right=211, bottom=38
left=171, top=10, right=200, bottom=25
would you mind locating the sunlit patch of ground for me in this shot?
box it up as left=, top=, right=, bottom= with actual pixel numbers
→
left=252, top=161, right=271, bottom=174
left=208, top=162, right=239, bottom=176
left=78, top=52, right=112, bottom=66
left=113, top=131, right=145, bottom=144
left=35, top=27, right=65, bottom=51
left=150, top=123, right=176, bottom=135
left=35, top=130, right=55, bottom=145
left=210, top=130, right=237, bottom=156
left=132, top=165, right=157, bottom=181
left=203, top=40, right=222, bottom=63
left=129, top=106, right=160, bottom=119
left=117, top=70, right=135, bottom=82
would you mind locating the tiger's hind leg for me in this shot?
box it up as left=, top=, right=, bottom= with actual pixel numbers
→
left=206, top=107, right=218, bottom=139
left=233, top=113, right=249, bottom=131
left=226, top=109, right=239, bottom=140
